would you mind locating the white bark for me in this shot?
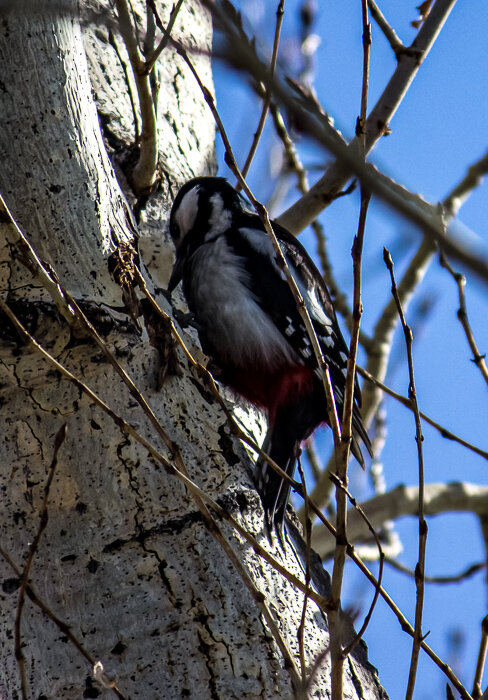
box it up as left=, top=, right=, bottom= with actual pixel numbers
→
left=0, top=1, right=387, bottom=697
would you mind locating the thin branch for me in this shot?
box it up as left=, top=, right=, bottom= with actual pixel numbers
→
left=0, top=194, right=76, bottom=325
left=15, top=424, right=67, bottom=700
left=472, top=615, right=488, bottom=699
left=443, top=147, right=488, bottom=218
left=329, top=473, right=384, bottom=659
left=296, top=458, right=312, bottom=687
left=367, top=0, right=404, bottom=55
left=344, top=542, right=473, bottom=699
left=0, top=545, right=127, bottom=700
left=312, top=482, right=488, bottom=559
left=277, top=0, right=458, bottom=233
left=329, top=5, right=371, bottom=691
left=357, top=365, right=488, bottom=460
left=440, top=254, right=488, bottom=386
left=145, top=0, right=184, bottom=75
left=306, top=486, right=472, bottom=698
left=114, top=0, right=158, bottom=191
left=384, top=557, right=485, bottom=585
left=385, top=247, right=427, bottom=700
left=240, top=0, right=284, bottom=182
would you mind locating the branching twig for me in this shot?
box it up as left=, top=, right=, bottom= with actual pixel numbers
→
left=0, top=544, right=127, bottom=700
left=306, top=486, right=472, bottom=697
left=329, top=4, right=371, bottom=691
left=440, top=254, right=488, bottom=386
left=114, top=0, right=158, bottom=191
left=472, top=615, right=488, bottom=699
left=385, top=557, right=485, bottom=585
left=145, top=0, right=184, bottom=75
left=329, top=473, right=384, bottom=659
left=367, top=0, right=404, bottom=55
left=240, top=0, right=284, bottom=182
left=277, top=0, right=458, bottom=234
left=296, top=458, right=312, bottom=687
left=15, top=424, right=67, bottom=700
left=384, top=248, right=427, bottom=700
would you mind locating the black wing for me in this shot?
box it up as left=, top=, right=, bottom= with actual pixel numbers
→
left=227, top=212, right=360, bottom=404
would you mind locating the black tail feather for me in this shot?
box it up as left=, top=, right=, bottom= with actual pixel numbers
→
left=255, top=396, right=373, bottom=539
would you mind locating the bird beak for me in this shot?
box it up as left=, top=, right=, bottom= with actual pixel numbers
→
left=167, top=252, right=184, bottom=294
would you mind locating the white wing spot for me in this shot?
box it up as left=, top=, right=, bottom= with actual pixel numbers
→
left=308, top=287, right=333, bottom=327
left=339, top=351, right=348, bottom=362
left=284, top=317, right=295, bottom=336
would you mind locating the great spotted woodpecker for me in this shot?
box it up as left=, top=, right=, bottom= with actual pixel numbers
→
left=168, top=177, right=372, bottom=533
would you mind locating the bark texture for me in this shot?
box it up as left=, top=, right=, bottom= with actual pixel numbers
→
left=0, top=1, right=388, bottom=697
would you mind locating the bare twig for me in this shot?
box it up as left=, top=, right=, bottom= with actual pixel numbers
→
left=384, top=248, right=427, bottom=700
left=0, top=544, right=128, bottom=699
left=367, top=0, right=404, bottom=55
left=329, top=473, right=384, bottom=659
left=443, top=147, right=488, bottom=218
left=0, top=194, right=76, bottom=325
left=114, top=0, right=158, bottom=191
left=385, top=557, right=485, bottom=585
left=296, top=458, right=312, bottom=686
left=358, top=365, right=488, bottom=459
left=15, top=424, right=67, bottom=700
left=145, top=0, right=184, bottom=74
left=240, top=0, right=284, bottom=182
left=472, top=615, right=488, bottom=699
left=345, top=542, right=473, bottom=699
left=329, top=5, right=371, bottom=691
left=277, top=0, right=458, bottom=233
left=440, top=254, right=488, bottom=386
left=306, top=487, right=472, bottom=697
left=313, top=482, right=488, bottom=559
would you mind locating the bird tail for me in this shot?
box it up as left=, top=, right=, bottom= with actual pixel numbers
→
left=351, top=407, right=374, bottom=468
left=255, top=419, right=299, bottom=538
left=255, top=401, right=373, bottom=538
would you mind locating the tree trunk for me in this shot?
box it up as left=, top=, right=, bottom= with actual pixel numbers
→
left=0, top=1, right=387, bottom=697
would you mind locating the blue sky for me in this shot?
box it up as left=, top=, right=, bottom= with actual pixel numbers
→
left=213, top=1, right=488, bottom=697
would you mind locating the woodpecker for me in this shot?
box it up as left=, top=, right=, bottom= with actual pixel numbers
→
left=168, top=177, right=372, bottom=533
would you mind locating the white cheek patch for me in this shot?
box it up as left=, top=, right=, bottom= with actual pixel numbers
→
left=205, top=193, right=232, bottom=240
left=174, top=186, right=200, bottom=241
